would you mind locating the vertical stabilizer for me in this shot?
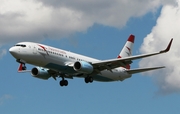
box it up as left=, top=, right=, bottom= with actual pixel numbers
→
left=117, top=34, right=135, bottom=69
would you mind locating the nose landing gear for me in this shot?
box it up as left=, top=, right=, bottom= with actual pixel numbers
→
left=18, top=63, right=27, bottom=72
left=22, top=64, right=27, bottom=70
left=16, top=59, right=27, bottom=71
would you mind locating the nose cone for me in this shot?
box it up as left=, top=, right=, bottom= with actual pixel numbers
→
left=9, top=47, right=15, bottom=54
left=9, top=47, right=18, bottom=58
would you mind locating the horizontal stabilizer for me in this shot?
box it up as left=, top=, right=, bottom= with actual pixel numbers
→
left=126, top=66, right=165, bottom=74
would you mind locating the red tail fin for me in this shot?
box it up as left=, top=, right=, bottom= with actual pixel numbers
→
left=117, top=34, right=135, bottom=69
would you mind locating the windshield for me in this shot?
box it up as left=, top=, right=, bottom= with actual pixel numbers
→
left=15, top=44, right=26, bottom=47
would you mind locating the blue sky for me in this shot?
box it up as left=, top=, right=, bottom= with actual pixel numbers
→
left=1, top=0, right=180, bottom=114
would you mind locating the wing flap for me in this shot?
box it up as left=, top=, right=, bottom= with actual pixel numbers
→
left=126, top=66, right=165, bottom=74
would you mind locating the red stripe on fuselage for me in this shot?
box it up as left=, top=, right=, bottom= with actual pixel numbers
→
left=38, top=45, right=46, bottom=51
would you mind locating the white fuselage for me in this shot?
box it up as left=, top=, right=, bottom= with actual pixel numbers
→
left=9, top=42, right=131, bottom=82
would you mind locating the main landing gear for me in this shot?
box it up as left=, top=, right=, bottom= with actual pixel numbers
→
left=59, top=76, right=93, bottom=87
left=59, top=77, right=68, bottom=86
left=85, top=76, right=93, bottom=83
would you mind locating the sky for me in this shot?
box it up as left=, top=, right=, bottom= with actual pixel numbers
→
left=0, top=0, right=180, bottom=114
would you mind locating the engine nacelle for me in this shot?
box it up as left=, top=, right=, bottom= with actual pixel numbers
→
left=73, top=61, right=93, bottom=74
left=31, top=67, right=51, bottom=80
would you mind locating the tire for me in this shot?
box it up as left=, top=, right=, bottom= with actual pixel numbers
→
left=59, top=81, right=64, bottom=86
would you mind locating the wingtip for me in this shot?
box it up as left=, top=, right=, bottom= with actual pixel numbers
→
left=128, top=34, right=135, bottom=43
left=160, top=38, right=173, bottom=53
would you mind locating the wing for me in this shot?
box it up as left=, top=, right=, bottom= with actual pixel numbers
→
left=91, top=38, right=173, bottom=72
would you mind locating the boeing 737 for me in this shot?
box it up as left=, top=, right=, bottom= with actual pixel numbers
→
left=9, top=35, right=173, bottom=87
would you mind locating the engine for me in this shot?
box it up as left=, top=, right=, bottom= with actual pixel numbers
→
left=31, top=67, right=51, bottom=80
left=73, top=61, right=93, bottom=74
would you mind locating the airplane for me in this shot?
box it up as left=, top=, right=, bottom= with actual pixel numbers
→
left=9, top=35, right=173, bottom=87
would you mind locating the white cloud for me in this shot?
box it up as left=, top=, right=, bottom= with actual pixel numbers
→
left=0, top=0, right=90, bottom=44
left=139, top=0, right=180, bottom=94
left=0, top=94, right=13, bottom=105
left=0, top=49, right=7, bottom=58
left=1, top=0, right=180, bottom=94
left=0, top=0, right=176, bottom=45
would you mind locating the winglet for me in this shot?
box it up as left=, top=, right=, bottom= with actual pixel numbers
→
left=160, top=38, right=173, bottom=53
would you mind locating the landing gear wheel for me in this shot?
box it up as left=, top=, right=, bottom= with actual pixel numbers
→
left=85, top=77, right=93, bottom=83
left=64, top=80, right=68, bottom=86
left=59, top=80, right=68, bottom=86
left=22, top=64, right=27, bottom=70
left=89, top=77, right=93, bottom=83
left=60, top=80, right=64, bottom=86
left=85, top=78, right=89, bottom=83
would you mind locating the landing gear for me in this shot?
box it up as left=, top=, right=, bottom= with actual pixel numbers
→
left=18, top=63, right=27, bottom=72
left=16, top=59, right=26, bottom=70
left=59, top=80, right=68, bottom=86
left=59, top=76, right=68, bottom=87
left=22, top=64, right=27, bottom=70
left=85, top=76, right=93, bottom=83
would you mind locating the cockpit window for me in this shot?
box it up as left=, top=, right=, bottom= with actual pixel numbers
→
left=15, top=44, right=26, bottom=47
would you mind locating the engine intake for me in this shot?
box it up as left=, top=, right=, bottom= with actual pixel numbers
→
left=31, top=67, right=51, bottom=80
left=73, top=61, right=93, bottom=74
